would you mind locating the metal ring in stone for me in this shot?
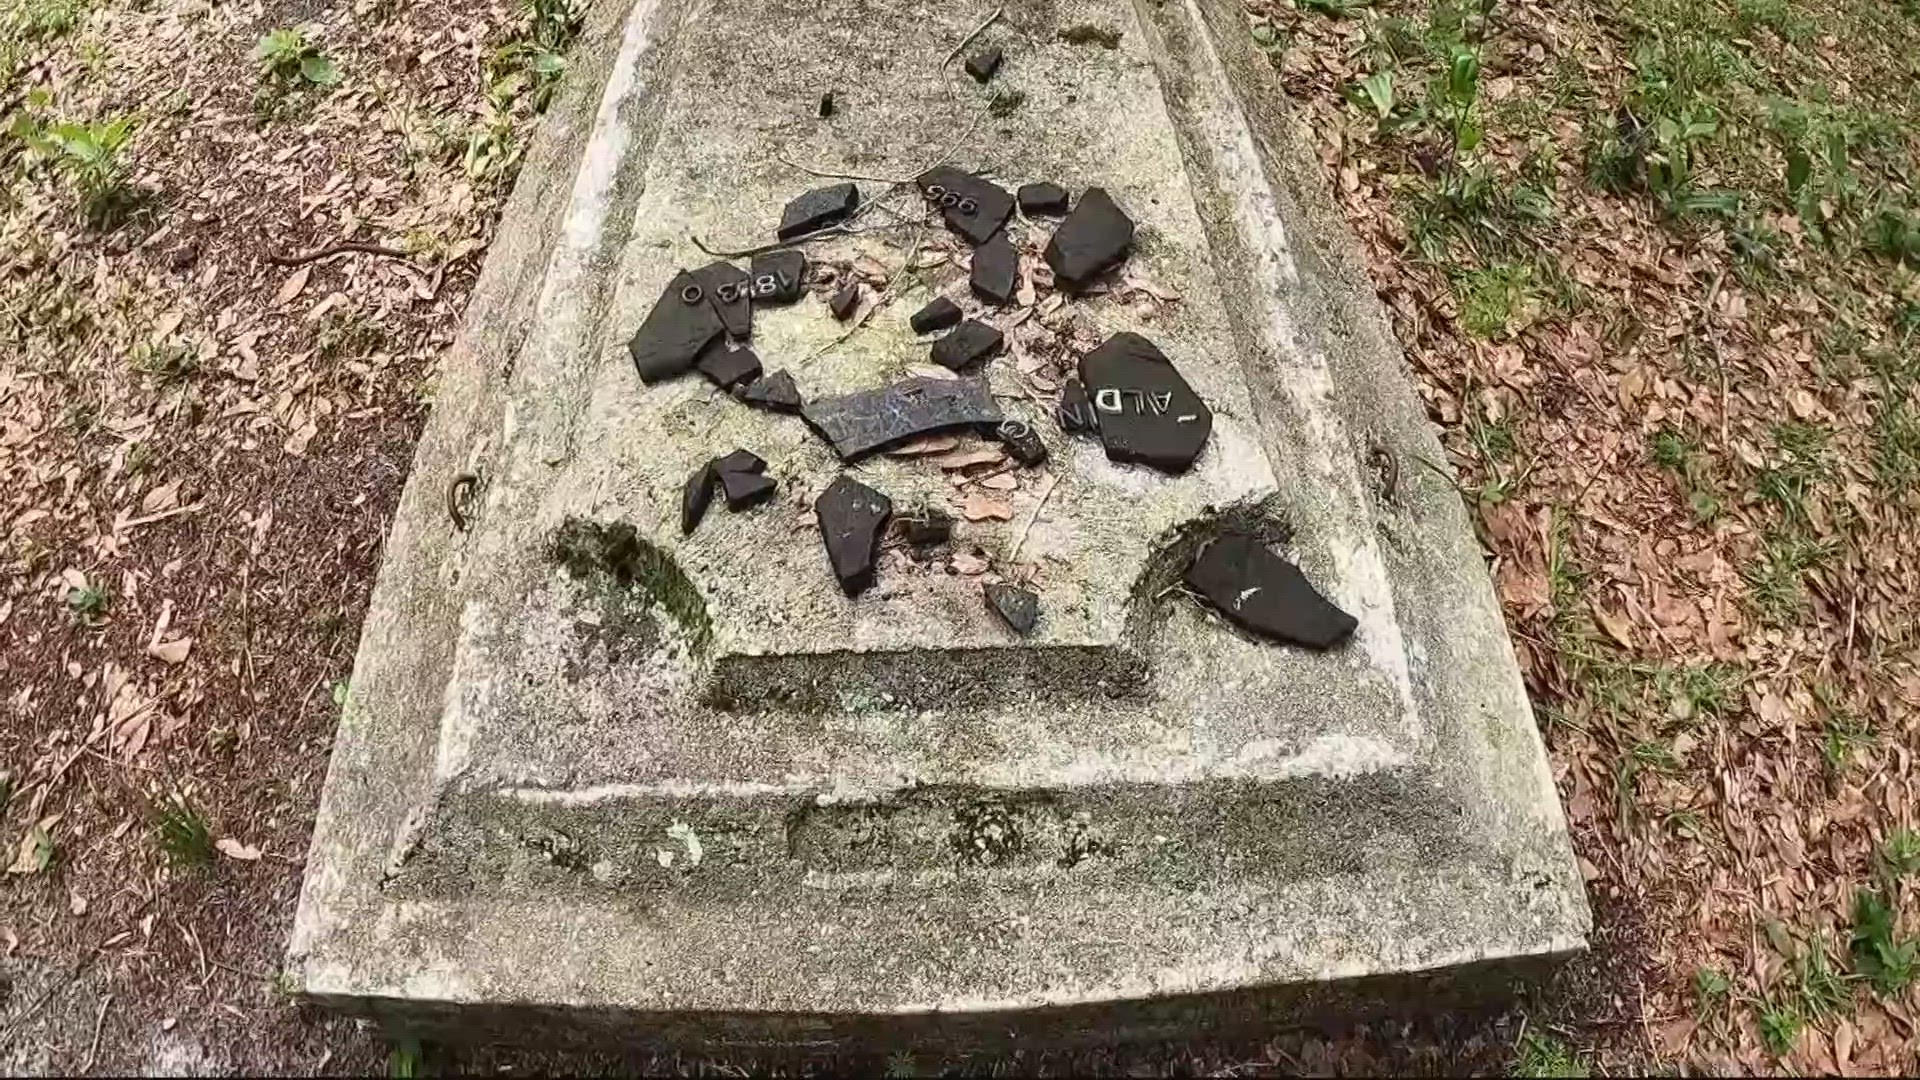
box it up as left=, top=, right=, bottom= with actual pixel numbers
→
left=997, top=419, right=1030, bottom=439
left=680, top=284, right=704, bottom=304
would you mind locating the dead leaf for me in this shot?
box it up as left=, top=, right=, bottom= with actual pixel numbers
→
left=959, top=492, right=1014, bottom=522
left=979, top=473, right=1019, bottom=490
left=930, top=446, right=1006, bottom=470
left=950, top=548, right=990, bottom=574
left=884, top=433, right=961, bottom=457
left=147, top=637, right=193, bottom=665
left=215, top=837, right=262, bottom=861
left=7, top=816, right=60, bottom=875
left=140, top=479, right=182, bottom=514
left=274, top=265, right=312, bottom=306
left=1593, top=605, right=1635, bottom=649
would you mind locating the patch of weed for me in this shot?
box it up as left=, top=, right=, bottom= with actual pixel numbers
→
left=65, top=578, right=108, bottom=624
left=253, top=27, right=341, bottom=87
left=1695, top=965, right=1733, bottom=1013
left=1849, top=886, right=1917, bottom=997
left=1757, top=1000, right=1802, bottom=1056
left=1512, top=1031, right=1587, bottom=1078
left=13, top=113, right=143, bottom=228
left=1744, top=529, right=1831, bottom=622
left=155, top=798, right=214, bottom=868
left=1455, top=262, right=1537, bottom=338
left=1880, top=829, right=1920, bottom=879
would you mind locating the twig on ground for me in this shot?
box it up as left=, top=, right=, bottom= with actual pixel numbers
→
left=774, top=153, right=911, bottom=186
left=81, top=994, right=112, bottom=1073
left=1006, top=471, right=1060, bottom=564
left=1694, top=269, right=1729, bottom=444
left=942, top=6, right=1005, bottom=69
left=265, top=241, right=414, bottom=268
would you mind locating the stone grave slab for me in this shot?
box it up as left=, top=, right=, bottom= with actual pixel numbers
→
left=289, top=0, right=1589, bottom=1053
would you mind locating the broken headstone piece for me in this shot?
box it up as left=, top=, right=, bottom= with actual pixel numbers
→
left=778, top=182, right=860, bottom=241
left=803, top=375, right=1003, bottom=460
left=1183, top=533, right=1356, bottom=650
left=816, top=475, right=892, bottom=596
left=1077, top=332, right=1211, bottom=473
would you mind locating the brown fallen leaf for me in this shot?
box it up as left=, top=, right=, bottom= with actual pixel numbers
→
left=959, top=492, right=1014, bottom=522
left=884, top=433, right=961, bottom=457
left=215, top=837, right=262, bottom=862
left=1593, top=604, right=1635, bottom=649
left=904, top=363, right=959, bottom=381
left=273, top=265, right=312, bottom=306
left=140, top=479, right=182, bottom=514
left=930, top=446, right=1006, bottom=470
left=950, top=548, right=990, bottom=574
left=147, top=637, right=193, bottom=665
left=979, top=473, right=1019, bottom=490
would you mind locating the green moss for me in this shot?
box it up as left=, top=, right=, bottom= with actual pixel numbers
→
left=548, top=518, right=711, bottom=652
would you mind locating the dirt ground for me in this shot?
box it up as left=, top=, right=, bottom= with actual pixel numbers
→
left=1, top=0, right=1916, bottom=1074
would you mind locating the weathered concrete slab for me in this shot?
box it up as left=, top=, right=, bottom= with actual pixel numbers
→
left=288, top=0, right=1588, bottom=1052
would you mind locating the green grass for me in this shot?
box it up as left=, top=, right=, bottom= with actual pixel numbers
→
left=155, top=798, right=214, bottom=868
left=1652, top=661, right=1742, bottom=722
left=1820, top=710, right=1875, bottom=777
left=65, top=579, right=108, bottom=624
left=1455, top=262, right=1538, bottom=338
left=1849, top=886, right=1917, bottom=997
left=1758, top=1000, right=1803, bottom=1056
left=1881, top=830, right=1920, bottom=878
left=1695, top=965, right=1733, bottom=1013
left=1512, top=1031, right=1588, bottom=1078
left=1744, top=530, right=1832, bottom=623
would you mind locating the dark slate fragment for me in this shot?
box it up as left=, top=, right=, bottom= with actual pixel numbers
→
left=1043, top=186, right=1135, bottom=292
left=984, top=582, right=1039, bottom=634
left=777, top=182, right=859, bottom=241
left=909, top=296, right=963, bottom=334
left=1017, top=182, right=1069, bottom=215
left=916, top=166, right=1015, bottom=246
left=1077, top=332, right=1211, bottom=473
left=817, top=91, right=835, bottom=119
left=894, top=507, right=953, bottom=547
left=803, top=376, right=1003, bottom=460
left=931, top=319, right=1003, bottom=371
left=829, top=285, right=861, bottom=321
left=1056, top=379, right=1098, bottom=434
left=969, top=232, right=1018, bottom=306
left=964, top=47, right=1003, bottom=83
left=691, top=260, right=752, bottom=340
left=719, top=469, right=778, bottom=511
left=749, top=249, right=807, bottom=306
left=697, top=343, right=761, bottom=389
left=738, top=368, right=802, bottom=413
left=627, top=270, right=725, bottom=384
left=815, top=475, right=892, bottom=596
left=995, top=418, right=1048, bottom=466
left=681, top=463, right=716, bottom=536
left=1184, top=534, right=1357, bottom=650
left=713, top=449, right=765, bottom=476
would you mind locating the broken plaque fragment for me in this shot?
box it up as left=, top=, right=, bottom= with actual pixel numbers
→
left=1077, top=332, right=1211, bottom=473
left=681, top=463, right=716, bottom=536
left=1017, top=182, right=1069, bottom=215
left=696, top=343, right=761, bottom=389
left=984, top=582, right=1039, bottom=635
left=930, top=319, right=1003, bottom=372
left=737, top=368, right=802, bottom=413
left=829, top=285, right=861, bottom=321
left=628, top=270, right=725, bottom=384
left=713, top=449, right=765, bottom=476
left=965, top=47, right=1003, bottom=83
left=969, top=233, right=1018, bottom=306
left=803, top=376, right=1003, bottom=460
left=1043, top=186, right=1135, bottom=292
left=894, top=506, right=953, bottom=547
left=719, top=469, right=778, bottom=511
left=1183, top=534, right=1357, bottom=650
left=749, top=249, right=807, bottom=306
left=917, top=166, right=1014, bottom=246
left=777, top=182, right=859, bottom=241
left=995, top=418, right=1048, bottom=466
left=1055, top=378, right=1098, bottom=434
left=909, top=295, right=963, bottom=335
left=815, top=475, right=893, bottom=596
left=691, top=260, right=752, bottom=340
left=817, top=91, right=835, bottom=119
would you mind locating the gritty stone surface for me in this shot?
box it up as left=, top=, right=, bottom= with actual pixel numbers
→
left=292, top=0, right=1588, bottom=1053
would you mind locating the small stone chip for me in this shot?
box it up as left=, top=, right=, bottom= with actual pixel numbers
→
left=696, top=343, right=762, bottom=389
left=1017, top=182, right=1069, bottom=215
left=1056, top=379, right=1098, bottom=434
left=713, top=449, right=766, bottom=476
left=719, top=469, right=778, bottom=511
left=909, top=296, right=963, bottom=334
left=738, top=368, right=802, bottom=413
left=1078, top=332, right=1211, bottom=473
left=627, top=270, right=726, bottom=384
left=749, top=249, right=807, bottom=306
left=777, top=182, right=859, bottom=241
left=984, top=582, right=1039, bottom=634
left=964, top=47, right=1003, bottom=83
left=691, top=260, right=752, bottom=340
left=829, top=284, right=861, bottom=321
left=1043, top=186, right=1135, bottom=292
left=995, top=419, right=1048, bottom=466
left=931, top=319, right=1003, bottom=371
left=969, top=233, right=1018, bottom=306
left=816, top=475, right=893, bottom=596
left=681, top=463, right=716, bottom=535
left=916, top=166, right=1015, bottom=246
left=1183, top=534, right=1357, bottom=650
left=817, top=91, right=835, bottom=118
